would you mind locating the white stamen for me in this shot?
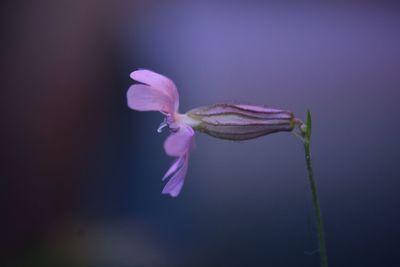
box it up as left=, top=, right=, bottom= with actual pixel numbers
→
left=157, top=119, right=168, bottom=133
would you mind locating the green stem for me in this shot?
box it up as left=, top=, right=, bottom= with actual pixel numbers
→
left=304, top=141, right=328, bottom=267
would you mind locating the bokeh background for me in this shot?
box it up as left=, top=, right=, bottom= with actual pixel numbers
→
left=2, top=1, right=400, bottom=266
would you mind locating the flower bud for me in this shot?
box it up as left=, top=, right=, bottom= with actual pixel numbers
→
left=185, top=103, right=295, bottom=141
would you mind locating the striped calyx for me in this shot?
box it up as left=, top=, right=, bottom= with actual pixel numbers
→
left=185, top=103, right=295, bottom=141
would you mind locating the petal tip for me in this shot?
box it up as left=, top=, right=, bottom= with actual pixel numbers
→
left=129, top=70, right=141, bottom=80
left=162, top=181, right=183, bottom=197
left=163, top=191, right=179, bottom=197
left=130, top=69, right=154, bottom=81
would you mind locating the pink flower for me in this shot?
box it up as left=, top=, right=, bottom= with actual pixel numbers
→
left=127, top=69, right=298, bottom=197
left=127, top=69, right=194, bottom=197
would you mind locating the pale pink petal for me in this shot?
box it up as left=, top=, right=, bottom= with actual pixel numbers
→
left=162, top=157, right=184, bottom=181
left=162, top=159, right=188, bottom=197
left=127, top=84, right=173, bottom=113
left=165, top=180, right=184, bottom=197
left=130, top=69, right=179, bottom=112
left=163, top=125, right=194, bottom=157
left=162, top=125, right=194, bottom=197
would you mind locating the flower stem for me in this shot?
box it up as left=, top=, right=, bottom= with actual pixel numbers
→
left=304, top=142, right=328, bottom=267
left=301, top=110, right=328, bottom=267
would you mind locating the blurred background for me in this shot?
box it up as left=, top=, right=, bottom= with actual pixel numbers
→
left=1, top=1, right=400, bottom=266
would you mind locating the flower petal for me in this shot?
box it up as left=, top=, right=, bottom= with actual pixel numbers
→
left=162, top=156, right=188, bottom=197
left=163, top=125, right=194, bottom=157
left=162, top=125, right=195, bottom=197
left=127, top=84, right=172, bottom=113
left=162, top=156, right=185, bottom=181
left=130, top=69, right=179, bottom=112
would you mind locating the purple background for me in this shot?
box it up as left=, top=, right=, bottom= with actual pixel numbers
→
left=2, top=1, right=400, bottom=266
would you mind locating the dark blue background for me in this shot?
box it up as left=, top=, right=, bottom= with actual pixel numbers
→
left=1, top=1, right=400, bottom=266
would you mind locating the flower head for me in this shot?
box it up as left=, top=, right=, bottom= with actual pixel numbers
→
left=127, top=69, right=300, bottom=197
left=127, top=69, right=193, bottom=197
